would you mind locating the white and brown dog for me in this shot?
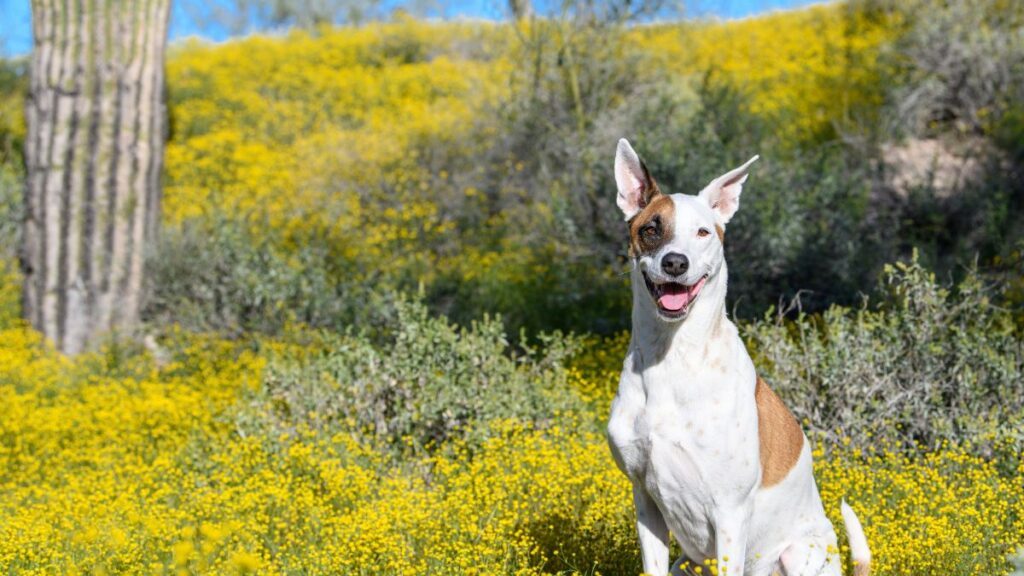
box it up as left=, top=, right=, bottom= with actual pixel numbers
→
left=606, top=139, right=871, bottom=576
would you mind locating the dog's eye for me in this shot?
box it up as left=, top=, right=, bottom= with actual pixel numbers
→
left=697, top=228, right=711, bottom=238
left=641, top=223, right=659, bottom=240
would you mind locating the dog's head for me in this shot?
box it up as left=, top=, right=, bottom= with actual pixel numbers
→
left=614, top=138, right=758, bottom=322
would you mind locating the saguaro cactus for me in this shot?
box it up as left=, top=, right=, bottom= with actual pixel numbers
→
left=23, top=0, right=170, bottom=354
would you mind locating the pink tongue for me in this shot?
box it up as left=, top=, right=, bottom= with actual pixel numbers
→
left=658, top=285, right=692, bottom=311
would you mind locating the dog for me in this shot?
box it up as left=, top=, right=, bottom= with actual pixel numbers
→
left=606, top=139, right=871, bottom=576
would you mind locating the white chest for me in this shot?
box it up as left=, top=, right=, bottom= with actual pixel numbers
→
left=607, top=338, right=761, bottom=552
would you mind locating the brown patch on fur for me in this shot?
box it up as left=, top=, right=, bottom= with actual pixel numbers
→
left=629, top=194, right=675, bottom=257
left=755, top=377, right=804, bottom=487
left=853, top=561, right=871, bottom=576
left=715, top=224, right=725, bottom=242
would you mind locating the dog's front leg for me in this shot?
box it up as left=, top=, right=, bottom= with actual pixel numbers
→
left=715, top=509, right=750, bottom=576
left=633, top=485, right=670, bottom=575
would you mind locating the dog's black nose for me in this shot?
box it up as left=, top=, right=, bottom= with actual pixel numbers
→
left=661, top=252, right=689, bottom=276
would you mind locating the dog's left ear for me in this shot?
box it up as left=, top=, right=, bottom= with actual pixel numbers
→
left=698, top=155, right=759, bottom=224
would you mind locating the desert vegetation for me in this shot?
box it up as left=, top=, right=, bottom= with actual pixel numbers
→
left=0, top=0, right=1022, bottom=573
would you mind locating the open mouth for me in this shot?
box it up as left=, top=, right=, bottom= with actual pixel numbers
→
left=643, top=273, right=708, bottom=318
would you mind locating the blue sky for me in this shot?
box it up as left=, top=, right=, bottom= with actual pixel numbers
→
left=1, top=0, right=823, bottom=57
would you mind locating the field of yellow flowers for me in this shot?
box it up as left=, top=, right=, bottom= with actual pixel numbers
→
left=2, top=4, right=1024, bottom=575
left=0, top=292, right=1022, bottom=574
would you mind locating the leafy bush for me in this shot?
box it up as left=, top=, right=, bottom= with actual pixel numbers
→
left=0, top=164, right=19, bottom=263
left=0, top=259, right=19, bottom=329
left=237, top=298, right=585, bottom=454
left=0, top=58, right=24, bottom=295
left=882, top=0, right=1024, bottom=137
left=747, top=254, right=1024, bottom=453
left=0, top=62, right=23, bottom=329
left=146, top=214, right=378, bottom=335
left=0, top=58, right=25, bottom=168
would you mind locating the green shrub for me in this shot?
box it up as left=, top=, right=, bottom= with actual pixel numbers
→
left=146, top=214, right=371, bottom=336
left=746, top=253, right=1024, bottom=453
left=881, top=0, right=1024, bottom=137
left=994, top=103, right=1024, bottom=160
left=236, top=298, right=586, bottom=455
left=0, top=59, right=24, bottom=272
left=0, top=164, right=19, bottom=261
left=0, top=123, right=23, bottom=327
left=0, top=259, right=19, bottom=328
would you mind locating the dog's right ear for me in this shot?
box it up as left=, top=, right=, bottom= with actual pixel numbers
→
left=615, top=138, right=660, bottom=220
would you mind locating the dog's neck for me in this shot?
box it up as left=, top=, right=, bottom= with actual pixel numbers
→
left=630, top=263, right=729, bottom=368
